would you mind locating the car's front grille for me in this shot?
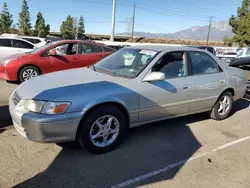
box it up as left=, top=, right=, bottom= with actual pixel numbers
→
left=12, top=91, right=22, bottom=106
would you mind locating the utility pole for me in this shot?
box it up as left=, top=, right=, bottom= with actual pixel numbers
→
left=206, top=16, right=213, bottom=45
left=131, top=3, right=136, bottom=40
left=110, top=0, right=116, bottom=41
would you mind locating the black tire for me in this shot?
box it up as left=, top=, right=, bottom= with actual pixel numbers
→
left=19, top=66, right=40, bottom=83
left=210, top=92, right=233, bottom=120
left=77, top=105, right=128, bottom=154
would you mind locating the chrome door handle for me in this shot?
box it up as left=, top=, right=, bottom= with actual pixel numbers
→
left=219, top=80, right=225, bottom=84
left=183, top=86, right=190, bottom=89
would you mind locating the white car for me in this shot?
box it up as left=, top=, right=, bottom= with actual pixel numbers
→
left=0, top=37, right=35, bottom=60
left=1, top=34, right=48, bottom=48
left=236, top=47, right=250, bottom=58
left=18, top=36, right=48, bottom=47
left=217, top=52, right=238, bottom=59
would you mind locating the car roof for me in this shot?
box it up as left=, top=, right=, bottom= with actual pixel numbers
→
left=0, top=37, right=35, bottom=45
left=127, top=45, right=209, bottom=52
left=53, top=40, right=104, bottom=46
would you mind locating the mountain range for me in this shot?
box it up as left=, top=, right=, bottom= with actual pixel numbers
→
left=118, top=21, right=233, bottom=41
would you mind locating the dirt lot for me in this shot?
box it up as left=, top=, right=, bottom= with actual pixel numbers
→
left=1, top=79, right=250, bottom=188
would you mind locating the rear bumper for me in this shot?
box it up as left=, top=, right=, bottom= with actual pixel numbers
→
left=234, top=86, right=247, bottom=101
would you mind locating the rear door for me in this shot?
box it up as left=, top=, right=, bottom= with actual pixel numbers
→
left=188, top=51, right=227, bottom=112
left=11, top=39, right=34, bottom=54
left=0, top=38, right=16, bottom=59
left=77, top=43, right=106, bottom=67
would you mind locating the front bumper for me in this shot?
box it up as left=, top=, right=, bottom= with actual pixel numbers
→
left=9, top=92, right=83, bottom=143
left=0, top=64, right=10, bottom=80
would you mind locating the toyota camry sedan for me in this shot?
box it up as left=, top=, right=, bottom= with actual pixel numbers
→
left=9, top=45, right=247, bottom=154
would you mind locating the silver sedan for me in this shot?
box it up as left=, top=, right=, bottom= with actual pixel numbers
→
left=9, top=45, right=247, bottom=154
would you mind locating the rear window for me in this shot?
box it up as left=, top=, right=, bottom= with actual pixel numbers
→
left=0, top=39, right=12, bottom=47
left=22, top=38, right=41, bottom=44
left=11, top=39, right=34, bottom=49
left=103, top=46, right=115, bottom=52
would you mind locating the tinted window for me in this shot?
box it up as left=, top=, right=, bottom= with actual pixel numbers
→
left=206, top=47, right=215, bottom=54
left=246, top=47, right=250, bottom=55
left=22, top=38, right=41, bottom=44
left=189, top=51, right=219, bottom=75
left=98, top=46, right=103, bottom=52
left=224, top=52, right=237, bottom=55
left=152, top=52, right=188, bottom=79
left=80, top=43, right=98, bottom=54
left=11, top=39, right=34, bottom=49
left=103, top=46, right=115, bottom=52
left=0, top=39, right=12, bottom=47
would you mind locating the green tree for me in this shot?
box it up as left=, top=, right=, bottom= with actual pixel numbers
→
left=34, top=12, right=47, bottom=37
left=0, top=2, right=13, bottom=33
left=77, top=15, right=85, bottom=39
left=45, top=24, right=50, bottom=36
left=223, top=36, right=233, bottom=47
left=18, top=0, right=32, bottom=35
left=229, top=0, right=250, bottom=46
left=0, top=21, right=2, bottom=34
left=60, top=15, right=75, bottom=39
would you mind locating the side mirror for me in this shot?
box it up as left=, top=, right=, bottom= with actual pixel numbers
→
left=48, top=49, right=57, bottom=56
left=143, top=72, right=165, bottom=82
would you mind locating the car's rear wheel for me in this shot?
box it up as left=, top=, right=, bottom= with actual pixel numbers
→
left=210, top=92, right=233, bottom=120
left=78, top=105, right=127, bottom=154
left=19, top=66, right=40, bottom=83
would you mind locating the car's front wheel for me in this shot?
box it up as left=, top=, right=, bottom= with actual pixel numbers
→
left=210, top=92, right=233, bottom=120
left=78, top=105, right=127, bottom=154
left=19, top=66, right=40, bottom=83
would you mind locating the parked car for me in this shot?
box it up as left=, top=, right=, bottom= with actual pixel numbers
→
left=17, top=36, right=48, bottom=47
left=217, top=52, right=238, bottom=59
left=217, top=52, right=239, bottom=65
left=0, top=40, right=115, bottom=82
left=0, top=37, right=35, bottom=60
left=187, top=45, right=216, bottom=55
left=9, top=46, right=247, bottom=154
left=1, top=33, right=49, bottom=47
left=236, top=47, right=250, bottom=58
left=106, top=45, right=130, bottom=51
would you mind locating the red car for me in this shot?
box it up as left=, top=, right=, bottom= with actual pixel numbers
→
left=0, top=40, right=115, bottom=82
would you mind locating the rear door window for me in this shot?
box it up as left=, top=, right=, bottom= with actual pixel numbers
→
left=22, top=38, right=41, bottom=44
left=11, top=39, right=34, bottom=49
left=80, top=43, right=98, bottom=54
left=0, top=39, right=12, bottom=47
left=189, top=51, right=219, bottom=75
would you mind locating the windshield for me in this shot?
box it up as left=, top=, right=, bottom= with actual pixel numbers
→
left=92, top=48, right=158, bottom=78
left=28, top=42, right=55, bottom=54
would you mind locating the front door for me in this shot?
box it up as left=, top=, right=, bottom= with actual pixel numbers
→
left=188, top=51, right=227, bottom=112
left=138, top=51, right=194, bottom=123
left=39, top=42, right=80, bottom=73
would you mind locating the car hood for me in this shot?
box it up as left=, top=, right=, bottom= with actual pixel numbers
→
left=17, top=68, right=129, bottom=100
left=0, top=53, right=33, bottom=62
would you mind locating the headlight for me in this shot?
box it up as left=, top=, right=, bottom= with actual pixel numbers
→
left=17, top=100, right=71, bottom=114
left=2, top=58, right=16, bottom=66
left=41, top=101, right=71, bottom=114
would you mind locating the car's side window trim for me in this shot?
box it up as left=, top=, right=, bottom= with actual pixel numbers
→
left=187, top=51, right=223, bottom=76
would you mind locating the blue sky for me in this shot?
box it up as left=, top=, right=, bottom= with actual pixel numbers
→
left=2, top=0, right=242, bottom=34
